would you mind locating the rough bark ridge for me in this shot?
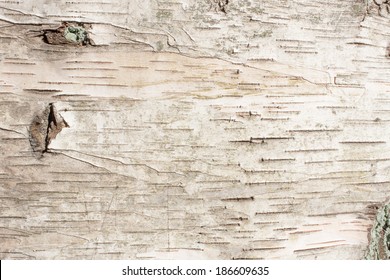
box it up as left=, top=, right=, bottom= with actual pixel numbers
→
left=1, top=0, right=390, bottom=259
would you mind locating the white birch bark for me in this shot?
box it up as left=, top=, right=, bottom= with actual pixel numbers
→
left=0, top=0, right=390, bottom=259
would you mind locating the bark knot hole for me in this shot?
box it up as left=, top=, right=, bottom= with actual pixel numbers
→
left=42, top=22, right=94, bottom=46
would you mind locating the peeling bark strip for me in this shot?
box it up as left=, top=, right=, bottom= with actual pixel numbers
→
left=29, top=104, right=69, bottom=155
left=365, top=201, right=390, bottom=259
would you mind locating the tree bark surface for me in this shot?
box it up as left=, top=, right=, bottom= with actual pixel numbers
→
left=1, top=0, right=390, bottom=259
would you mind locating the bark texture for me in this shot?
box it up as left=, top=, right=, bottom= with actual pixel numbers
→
left=1, top=0, right=390, bottom=259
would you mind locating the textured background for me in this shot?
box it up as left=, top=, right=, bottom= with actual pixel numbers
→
left=1, top=0, right=390, bottom=259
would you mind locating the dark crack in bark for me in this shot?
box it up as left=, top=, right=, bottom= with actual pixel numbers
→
left=218, top=0, right=229, bottom=14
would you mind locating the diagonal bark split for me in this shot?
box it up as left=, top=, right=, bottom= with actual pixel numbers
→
left=29, top=103, right=69, bottom=155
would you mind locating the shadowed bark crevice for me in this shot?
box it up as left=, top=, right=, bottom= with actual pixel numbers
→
left=29, top=103, right=69, bottom=156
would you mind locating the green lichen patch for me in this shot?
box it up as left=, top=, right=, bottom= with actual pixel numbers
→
left=365, top=201, right=390, bottom=260
left=64, top=26, right=89, bottom=45
left=42, top=22, right=93, bottom=46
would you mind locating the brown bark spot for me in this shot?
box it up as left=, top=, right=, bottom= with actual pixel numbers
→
left=29, top=103, right=69, bottom=155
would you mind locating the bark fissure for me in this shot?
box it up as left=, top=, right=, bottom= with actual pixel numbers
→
left=29, top=103, right=69, bottom=155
